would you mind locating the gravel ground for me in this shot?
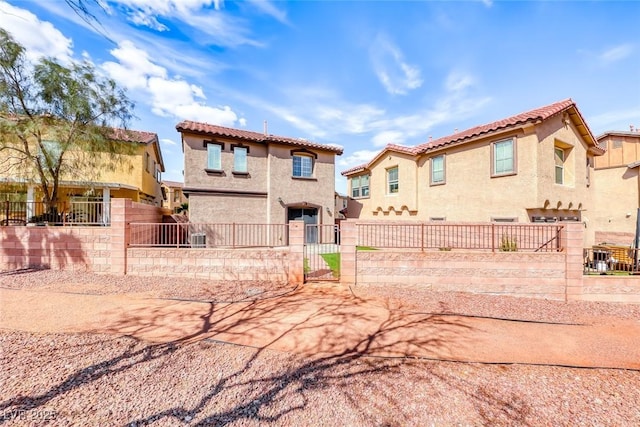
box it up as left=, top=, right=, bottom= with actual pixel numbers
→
left=0, top=269, right=296, bottom=303
left=1, top=330, right=639, bottom=426
left=351, top=283, right=640, bottom=324
left=1, top=270, right=640, bottom=426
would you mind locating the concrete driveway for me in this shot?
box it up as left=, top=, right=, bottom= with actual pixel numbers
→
left=1, top=283, right=639, bottom=370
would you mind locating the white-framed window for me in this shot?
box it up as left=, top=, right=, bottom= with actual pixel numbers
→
left=492, top=138, right=515, bottom=176
left=351, top=174, right=370, bottom=198
left=233, top=146, right=248, bottom=173
left=387, top=166, right=398, bottom=194
left=555, top=147, right=565, bottom=185
left=431, top=155, right=445, bottom=185
left=207, top=143, right=222, bottom=170
left=292, top=154, right=313, bottom=178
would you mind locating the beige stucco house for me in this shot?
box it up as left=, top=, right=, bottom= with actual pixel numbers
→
left=342, top=99, right=607, bottom=243
left=591, top=129, right=640, bottom=244
left=161, top=180, right=187, bottom=213
left=176, top=121, right=343, bottom=229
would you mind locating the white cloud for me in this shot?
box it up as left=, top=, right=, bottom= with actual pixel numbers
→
left=102, top=40, right=241, bottom=127
left=370, top=34, right=423, bottom=95
left=587, top=107, right=640, bottom=134
left=337, top=149, right=380, bottom=169
left=599, top=44, right=634, bottom=64
left=0, top=1, right=73, bottom=63
left=371, top=130, right=406, bottom=147
left=445, top=71, right=475, bottom=92
left=161, top=138, right=177, bottom=146
left=246, top=0, right=288, bottom=24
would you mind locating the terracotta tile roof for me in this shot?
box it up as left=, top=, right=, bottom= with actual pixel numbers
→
left=341, top=99, right=600, bottom=176
left=109, top=128, right=158, bottom=144
left=340, top=143, right=416, bottom=176
left=415, top=99, right=576, bottom=153
left=161, top=180, right=184, bottom=188
left=176, top=120, right=344, bottom=154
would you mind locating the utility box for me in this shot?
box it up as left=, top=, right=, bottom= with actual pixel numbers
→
left=191, top=233, right=206, bottom=248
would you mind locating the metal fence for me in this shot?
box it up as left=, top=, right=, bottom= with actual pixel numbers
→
left=584, top=246, right=640, bottom=275
left=129, top=223, right=289, bottom=248
left=356, top=222, right=564, bottom=252
left=0, top=200, right=109, bottom=226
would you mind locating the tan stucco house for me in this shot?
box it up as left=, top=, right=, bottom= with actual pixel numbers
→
left=591, top=129, right=640, bottom=244
left=161, top=180, right=187, bottom=213
left=176, top=121, right=343, bottom=228
left=342, top=99, right=607, bottom=243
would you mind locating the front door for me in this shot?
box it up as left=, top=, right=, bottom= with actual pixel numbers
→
left=287, top=207, right=318, bottom=243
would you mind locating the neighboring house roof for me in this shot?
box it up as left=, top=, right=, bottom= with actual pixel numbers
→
left=161, top=180, right=184, bottom=188
left=110, top=128, right=165, bottom=172
left=176, top=120, right=344, bottom=155
left=596, top=131, right=640, bottom=140
left=342, top=99, right=603, bottom=176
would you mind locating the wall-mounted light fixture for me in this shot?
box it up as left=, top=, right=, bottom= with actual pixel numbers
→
left=326, top=207, right=331, bottom=214
left=277, top=197, right=283, bottom=203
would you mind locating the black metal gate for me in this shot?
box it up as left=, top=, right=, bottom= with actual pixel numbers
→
left=304, top=224, right=340, bottom=281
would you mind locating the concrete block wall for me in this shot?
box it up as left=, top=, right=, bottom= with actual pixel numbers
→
left=0, top=226, right=111, bottom=272
left=579, top=276, right=640, bottom=303
left=126, top=247, right=293, bottom=282
left=355, top=250, right=567, bottom=300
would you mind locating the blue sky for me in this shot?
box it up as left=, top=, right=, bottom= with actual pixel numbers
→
left=1, top=1, right=639, bottom=193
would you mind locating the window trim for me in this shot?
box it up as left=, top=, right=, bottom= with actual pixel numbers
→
left=387, top=166, right=399, bottom=194
left=206, top=142, right=223, bottom=172
left=231, top=144, right=249, bottom=174
left=292, top=152, right=314, bottom=178
left=554, top=147, right=565, bottom=185
left=351, top=174, right=370, bottom=199
left=430, top=154, right=446, bottom=186
left=491, top=138, right=517, bottom=177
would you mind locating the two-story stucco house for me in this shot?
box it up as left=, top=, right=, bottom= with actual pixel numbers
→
left=0, top=127, right=165, bottom=224
left=342, top=99, right=606, bottom=243
left=176, top=121, right=343, bottom=228
left=591, top=129, right=640, bottom=244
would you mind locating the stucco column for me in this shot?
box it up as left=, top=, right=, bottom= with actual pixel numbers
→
left=109, top=198, right=131, bottom=275
left=288, top=220, right=304, bottom=285
left=563, top=222, right=585, bottom=302
left=339, top=219, right=357, bottom=286
left=102, top=187, right=111, bottom=225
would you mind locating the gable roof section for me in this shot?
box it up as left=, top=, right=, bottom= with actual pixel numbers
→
left=596, top=131, right=640, bottom=140
left=341, top=99, right=602, bottom=177
left=110, top=127, right=165, bottom=172
left=176, top=120, right=344, bottom=155
left=340, top=144, right=416, bottom=176
left=415, top=98, right=600, bottom=153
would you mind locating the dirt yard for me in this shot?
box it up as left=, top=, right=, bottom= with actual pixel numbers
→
left=1, top=270, right=639, bottom=426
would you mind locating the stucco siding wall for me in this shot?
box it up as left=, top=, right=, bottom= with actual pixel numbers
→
left=417, top=130, right=538, bottom=222
left=267, top=144, right=336, bottom=226
left=182, top=133, right=269, bottom=192
left=590, top=167, right=639, bottom=242
left=188, top=193, right=268, bottom=224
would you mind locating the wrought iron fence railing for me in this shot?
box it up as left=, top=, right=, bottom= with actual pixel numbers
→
left=129, top=222, right=289, bottom=248
left=0, top=201, right=110, bottom=226
left=584, top=246, right=640, bottom=275
left=356, top=222, right=565, bottom=252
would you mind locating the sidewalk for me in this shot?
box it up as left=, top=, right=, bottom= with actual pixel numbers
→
left=1, top=284, right=639, bottom=369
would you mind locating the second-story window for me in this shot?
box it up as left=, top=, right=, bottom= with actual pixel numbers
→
left=492, top=138, right=515, bottom=176
left=233, top=146, right=248, bottom=173
left=293, top=154, right=313, bottom=178
left=387, top=166, right=398, bottom=194
left=351, top=174, right=370, bottom=198
left=207, top=143, right=222, bottom=170
left=431, top=155, right=445, bottom=185
left=555, top=147, right=565, bottom=185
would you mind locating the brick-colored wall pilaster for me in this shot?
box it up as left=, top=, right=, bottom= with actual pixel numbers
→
left=288, top=220, right=304, bottom=285
left=340, top=220, right=357, bottom=285
left=109, top=198, right=130, bottom=275
left=563, top=222, right=585, bottom=302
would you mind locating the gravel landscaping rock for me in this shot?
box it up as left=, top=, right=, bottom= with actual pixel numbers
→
left=1, top=270, right=639, bottom=425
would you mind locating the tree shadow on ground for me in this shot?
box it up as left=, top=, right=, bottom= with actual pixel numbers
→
left=0, top=285, right=535, bottom=425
